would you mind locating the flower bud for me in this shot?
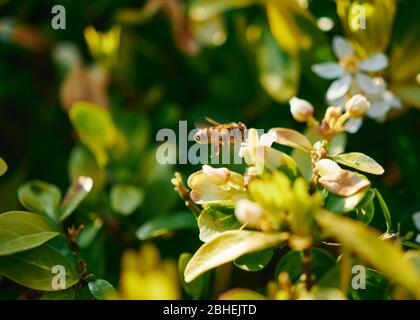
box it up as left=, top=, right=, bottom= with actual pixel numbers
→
left=235, top=199, right=264, bottom=228
left=289, top=97, right=314, bottom=122
left=346, top=94, right=370, bottom=117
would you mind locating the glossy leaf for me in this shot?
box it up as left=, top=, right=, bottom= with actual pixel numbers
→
left=316, top=210, right=420, bottom=298
left=198, top=205, right=241, bottom=242
left=269, top=128, right=313, bottom=152
left=331, top=152, right=384, bottom=175
left=184, top=230, right=289, bottom=282
left=18, top=181, right=61, bottom=220
left=234, top=248, right=274, bottom=272
left=136, top=212, right=197, bottom=240
left=110, top=184, right=143, bottom=216
left=0, top=211, right=60, bottom=256
left=88, top=279, right=116, bottom=300
left=0, top=242, right=79, bottom=291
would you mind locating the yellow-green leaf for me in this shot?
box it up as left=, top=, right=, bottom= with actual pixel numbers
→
left=0, top=158, right=7, bottom=176
left=189, top=0, right=259, bottom=22
left=331, top=152, right=384, bottom=175
left=269, top=128, right=313, bottom=152
left=316, top=210, right=420, bottom=298
left=184, top=230, right=289, bottom=282
left=0, top=211, right=60, bottom=256
left=69, top=101, right=117, bottom=167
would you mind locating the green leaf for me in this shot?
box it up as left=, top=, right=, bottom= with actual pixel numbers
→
left=69, top=101, right=117, bottom=167
left=110, top=184, right=143, bottom=216
left=77, top=218, right=103, bottom=249
left=316, top=210, right=420, bottom=298
left=88, top=279, right=116, bottom=300
left=254, top=22, right=300, bottom=103
left=189, top=0, right=259, bottom=21
left=198, top=205, right=241, bottom=242
left=269, top=128, right=313, bottom=152
left=178, top=253, right=211, bottom=299
left=60, top=176, right=93, bottom=221
left=0, top=242, right=79, bottom=291
left=0, top=157, right=7, bottom=176
left=40, top=287, right=76, bottom=300
left=234, top=248, right=273, bottom=272
left=18, top=181, right=62, bottom=220
left=219, top=288, right=266, bottom=300
left=184, top=230, right=289, bottom=282
left=0, top=211, right=60, bottom=256
left=275, top=248, right=335, bottom=283
left=356, top=198, right=375, bottom=225
left=136, top=212, right=197, bottom=240
left=331, top=152, right=384, bottom=175
left=373, top=188, right=392, bottom=233
left=325, top=189, right=367, bottom=213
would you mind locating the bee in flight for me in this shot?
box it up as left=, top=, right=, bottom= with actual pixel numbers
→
left=194, top=117, right=247, bottom=154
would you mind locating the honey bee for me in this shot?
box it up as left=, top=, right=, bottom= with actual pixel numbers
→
left=194, top=117, right=247, bottom=147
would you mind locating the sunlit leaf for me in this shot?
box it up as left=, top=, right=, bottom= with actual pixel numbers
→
left=69, top=101, right=118, bottom=167
left=60, top=176, right=93, bottom=221
left=0, top=211, right=59, bottom=256
left=269, top=128, right=313, bottom=152
left=316, top=210, right=420, bottom=298
left=185, top=230, right=289, bottom=282
left=198, top=205, right=241, bottom=242
left=331, top=152, right=384, bottom=175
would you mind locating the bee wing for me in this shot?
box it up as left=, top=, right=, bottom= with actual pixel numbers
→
left=205, top=117, right=222, bottom=126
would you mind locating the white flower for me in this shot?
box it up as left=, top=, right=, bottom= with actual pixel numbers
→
left=312, top=36, right=387, bottom=102
left=289, top=97, right=314, bottom=122
left=235, top=199, right=264, bottom=228
left=345, top=94, right=370, bottom=118
left=366, top=88, right=402, bottom=122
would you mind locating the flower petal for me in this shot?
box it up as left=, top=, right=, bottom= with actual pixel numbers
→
left=332, top=36, right=354, bottom=58
left=366, top=101, right=390, bottom=121
left=326, top=75, right=352, bottom=101
left=315, top=159, right=342, bottom=176
left=259, top=131, right=277, bottom=147
left=312, top=63, right=345, bottom=79
left=344, top=117, right=363, bottom=134
left=359, top=53, right=388, bottom=72
left=356, top=73, right=384, bottom=95
left=383, top=90, right=402, bottom=109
